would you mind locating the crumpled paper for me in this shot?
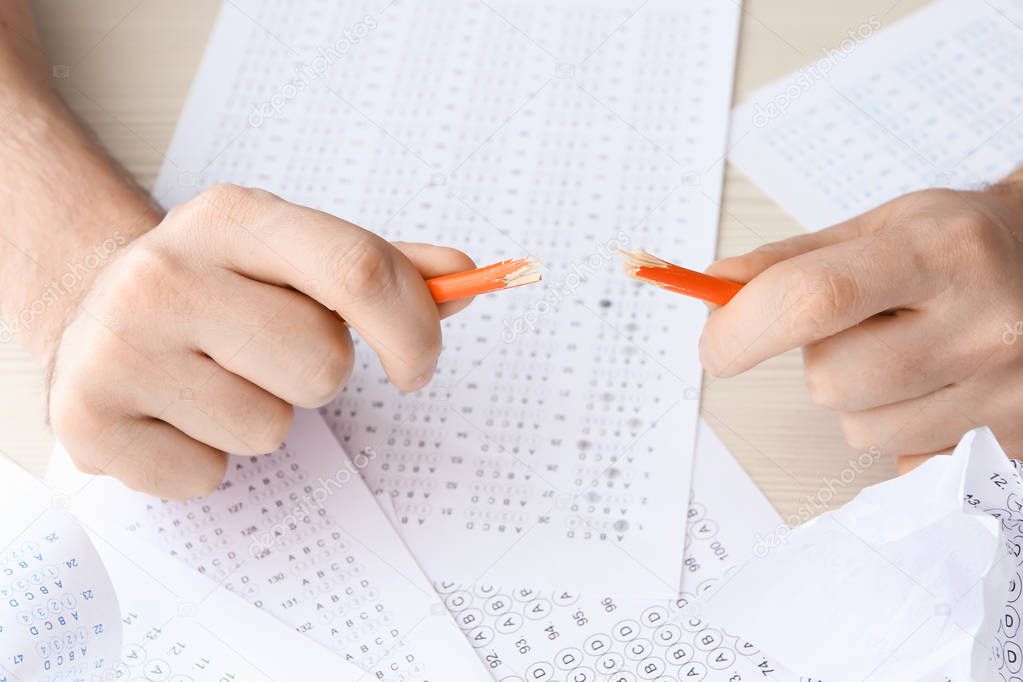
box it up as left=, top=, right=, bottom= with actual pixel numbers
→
left=698, top=427, right=1023, bottom=681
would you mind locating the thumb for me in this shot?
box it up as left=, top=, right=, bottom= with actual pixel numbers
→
left=392, top=241, right=476, bottom=318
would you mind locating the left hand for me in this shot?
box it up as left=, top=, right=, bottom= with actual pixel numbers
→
left=699, top=182, right=1023, bottom=462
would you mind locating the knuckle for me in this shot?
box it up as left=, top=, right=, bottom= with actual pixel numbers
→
left=296, top=343, right=352, bottom=407
left=249, top=402, right=294, bottom=453
left=48, top=384, right=79, bottom=438
left=895, top=188, right=954, bottom=217
left=746, top=244, right=785, bottom=270
left=786, top=266, right=859, bottom=338
left=165, top=184, right=244, bottom=228
left=839, top=412, right=876, bottom=452
left=330, top=238, right=397, bottom=303
left=803, top=356, right=844, bottom=409
left=177, top=184, right=274, bottom=231
left=699, top=323, right=735, bottom=377
left=188, top=472, right=223, bottom=498
left=164, top=195, right=203, bottom=227
left=70, top=453, right=102, bottom=476
left=105, top=242, right=183, bottom=305
left=132, top=453, right=171, bottom=497
left=200, top=183, right=253, bottom=213
left=49, top=371, right=100, bottom=445
left=920, top=187, right=958, bottom=204
left=706, top=253, right=757, bottom=282
left=49, top=385, right=106, bottom=475
left=945, top=212, right=1010, bottom=264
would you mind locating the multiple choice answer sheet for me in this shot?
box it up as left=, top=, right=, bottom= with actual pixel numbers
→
left=0, top=456, right=368, bottom=682
left=378, top=421, right=805, bottom=681
left=729, top=0, right=1023, bottom=230
left=0, top=505, right=120, bottom=682
left=152, top=0, right=742, bottom=594
left=45, top=413, right=807, bottom=681
left=50, top=409, right=493, bottom=681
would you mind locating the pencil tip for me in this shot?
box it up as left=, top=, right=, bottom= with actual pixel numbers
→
left=502, top=257, right=543, bottom=288
left=620, top=249, right=671, bottom=278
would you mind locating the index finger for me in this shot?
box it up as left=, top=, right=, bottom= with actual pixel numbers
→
left=700, top=229, right=937, bottom=378
left=185, top=186, right=445, bottom=392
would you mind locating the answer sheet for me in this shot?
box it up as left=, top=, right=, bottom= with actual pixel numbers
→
left=378, top=421, right=802, bottom=680
left=51, top=409, right=493, bottom=681
left=0, top=507, right=120, bottom=682
left=153, top=0, right=742, bottom=593
left=45, top=413, right=802, bottom=680
left=0, top=457, right=368, bottom=682
left=729, top=0, right=1023, bottom=229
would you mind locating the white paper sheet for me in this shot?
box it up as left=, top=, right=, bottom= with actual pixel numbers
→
left=700, top=427, right=1023, bottom=681
left=729, top=0, right=1023, bottom=230
left=49, top=409, right=492, bottom=681
left=0, top=455, right=368, bottom=682
left=152, top=0, right=741, bottom=593
left=87, top=528, right=370, bottom=682
left=377, top=421, right=804, bottom=680
left=0, top=508, right=121, bottom=682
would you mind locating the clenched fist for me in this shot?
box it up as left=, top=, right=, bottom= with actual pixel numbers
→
left=700, top=181, right=1023, bottom=462
left=48, top=185, right=473, bottom=498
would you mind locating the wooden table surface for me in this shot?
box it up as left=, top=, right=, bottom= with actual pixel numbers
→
left=0, top=0, right=930, bottom=520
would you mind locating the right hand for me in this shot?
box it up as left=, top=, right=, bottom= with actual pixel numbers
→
left=699, top=184, right=1023, bottom=461
left=48, top=184, right=474, bottom=499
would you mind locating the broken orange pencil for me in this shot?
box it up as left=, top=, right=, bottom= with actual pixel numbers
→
left=426, top=256, right=542, bottom=304
left=621, top=249, right=743, bottom=306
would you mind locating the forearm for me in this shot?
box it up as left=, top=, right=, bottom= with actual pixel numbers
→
left=0, top=2, right=161, bottom=365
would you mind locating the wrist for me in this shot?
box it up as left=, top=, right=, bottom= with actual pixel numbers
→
left=0, top=92, right=162, bottom=366
left=1, top=196, right=161, bottom=368
left=0, top=1, right=164, bottom=367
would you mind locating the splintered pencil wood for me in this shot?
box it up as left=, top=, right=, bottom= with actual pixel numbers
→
left=621, top=249, right=743, bottom=306
left=427, top=257, right=542, bottom=304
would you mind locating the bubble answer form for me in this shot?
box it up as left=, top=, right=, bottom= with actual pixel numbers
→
left=1, top=455, right=368, bottom=682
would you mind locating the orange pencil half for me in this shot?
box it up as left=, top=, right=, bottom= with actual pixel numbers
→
left=426, top=256, right=542, bottom=304
left=621, top=249, right=742, bottom=306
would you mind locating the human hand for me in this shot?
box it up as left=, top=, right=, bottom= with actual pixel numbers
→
left=48, top=185, right=473, bottom=498
left=699, top=182, right=1023, bottom=459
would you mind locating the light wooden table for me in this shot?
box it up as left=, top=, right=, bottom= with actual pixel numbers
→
left=1, top=0, right=930, bottom=519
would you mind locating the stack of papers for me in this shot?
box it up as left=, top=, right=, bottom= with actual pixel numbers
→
left=40, top=412, right=795, bottom=680
left=0, top=455, right=367, bottom=681
left=49, top=410, right=492, bottom=680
